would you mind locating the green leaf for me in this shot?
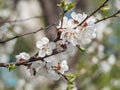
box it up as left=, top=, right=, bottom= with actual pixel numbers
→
left=8, top=64, right=16, bottom=72
left=102, top=6, right=110, bottom=11
left=61, top=1, right=66, bottom=8
left=57, top=1, right=66, bottom=8
left=67, top=74, right=76, bottom=90
left=67, top=2, right=75, bottom=11
left=78, top=46, right=86, bottom=52
left=67, top=74, right=75, bottom=79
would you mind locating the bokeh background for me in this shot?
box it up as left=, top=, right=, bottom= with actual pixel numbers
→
left=0, top=0, right=120, bottom=90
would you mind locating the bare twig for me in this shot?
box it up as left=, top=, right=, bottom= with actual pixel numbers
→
left=95, top=10, right=120, bottom=24
left=0, top=15, right=44, bottom=25
left=75, top=0, right=109, bottom=28
left=0, top=22, right=57, bottom=44
left=56, top=70, right=69, bottom=81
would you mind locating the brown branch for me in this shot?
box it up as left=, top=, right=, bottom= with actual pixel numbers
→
left=0, top=15, right=44, bottom=25
left=0, top=22, right=57, bottom=44
left=75, top=0, right=109, bottom=28
left=0, top=49, right=65, bottom=68
left=95, top=10, right=120, bottom=24
left=56, top=70, right=69, bottom=81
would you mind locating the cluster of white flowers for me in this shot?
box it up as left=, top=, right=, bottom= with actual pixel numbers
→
left=57, top=12, right=96, bottom=49
left=15, top=36, right=68, bottom=80
left=15, top=12, right=97, bottom=80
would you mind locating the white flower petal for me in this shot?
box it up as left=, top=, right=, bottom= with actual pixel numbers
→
left=15, top=52, right=30, bottom=61
left=36, top=40, right=43, bottom=49
left=39, top=50, right=46, bottom=57
left=48, top=42, right=56, bottom=49
left=41, top=37, right=49, bottom=44
left=59, top=60, right=69, bottom=74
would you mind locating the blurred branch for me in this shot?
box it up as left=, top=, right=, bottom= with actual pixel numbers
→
left=0, top=22, right=57, bottom=44
left=95, top=10, right=120, bottom=23
left=0, top=15, right=44, bottom=25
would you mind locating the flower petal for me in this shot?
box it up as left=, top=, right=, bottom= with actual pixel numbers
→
left=36, top=40, right=43, bottom=49
left=38, top=50, right=46, bottom=57
left=41, top=37, right=49, bottom=44
left=48, top=42, right=56, bottom=49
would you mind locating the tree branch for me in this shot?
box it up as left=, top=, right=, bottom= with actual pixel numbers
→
left=0, top=22, right=57, bottom=44
left=95, top=10, right=120, bottom=24
left=0, top=15, right=44, bottom=25
left=75, top=0, right=109, bottom=28
left=0, top=49, right=65, bottom=68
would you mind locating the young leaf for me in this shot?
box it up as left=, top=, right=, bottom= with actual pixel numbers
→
left=61, top=1, right=66, bottom=8
left=67, top=2, right=75, bottom=11
left=77, top=46, right=86, bottom=52
left=57, top=1, right=66, bottom=8
left=8, top=64, right=16, bottom=72
left=67, top=74, right=75, bottom=79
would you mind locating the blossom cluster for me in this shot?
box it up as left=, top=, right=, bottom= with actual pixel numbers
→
left=57, top=12, right=96, bottom=49
left=15, top=12, right=97, bottom=80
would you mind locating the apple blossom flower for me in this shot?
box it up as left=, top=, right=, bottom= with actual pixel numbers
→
left=57, top=16, right=74, bottom=29
left=16, top=52, right=30, bottom=61
left=38, top=60, right=69, bottom=80
left=77, top=25, right=96, bottom=48
left=70, top=12, right=96, bottom=27
left=29, top=61, right=42, bottom=76
left=60, top=28, right=80, bottom=46
left=57, top=12, right=96, bottom=48
left=36, top=37, right=56, bottom=57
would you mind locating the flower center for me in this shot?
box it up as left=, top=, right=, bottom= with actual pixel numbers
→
left=81, top=22, right=88, bottom=28
left=43, top=45, right=49, bottom=51
left=74, top=20, right=79, bottom=24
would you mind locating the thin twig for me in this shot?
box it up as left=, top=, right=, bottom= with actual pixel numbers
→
left=95, top=10, right=120, bottom=24
left=75, top=0, right=109, bottom=28
left=0, top=15, right=44, bottom=25
left=56, top=70, right=69, bottom=81
left=0, top=22, right=57, bottom=44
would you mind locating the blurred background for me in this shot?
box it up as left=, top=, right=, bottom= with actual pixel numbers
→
left=0, top=0, right=120, bottom=90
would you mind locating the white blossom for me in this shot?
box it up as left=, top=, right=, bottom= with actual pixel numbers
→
left=78, top=25, right=96, bottom=48
left=60, top=28, right=80, bottom=46
left=36, top=37, right=56, bottom=57
left=38, top=60, right=69, bottom=80
left=57, top=12, right=96, bottom=48
left=57, top=16, right=74, bottom=29
left=16, top=52, right=30, bottom=61
left=70, top=12, right=96, bottom=27
left=29, top=61, right=42, bottom=76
